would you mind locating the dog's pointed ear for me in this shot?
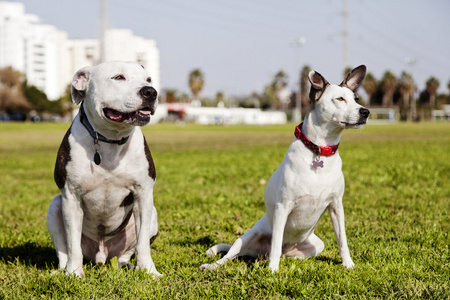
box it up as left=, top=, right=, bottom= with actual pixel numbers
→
left=71, top=67, right=92, bottom=105
left=340, top=65, right=366, bottom=92
left=308, top=70, right=329, bottom=101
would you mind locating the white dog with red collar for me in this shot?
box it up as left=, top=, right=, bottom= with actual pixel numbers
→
left=201, top=65, right=370, bottom=272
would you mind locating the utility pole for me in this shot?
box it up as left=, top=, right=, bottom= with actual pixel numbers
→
left=342, top=0, right=349, bottom=73
left=290, top=37, right=306, bottom=123
left=100, top=0, right=109, bottom=62
left=405, top=57, right=417, bottom=121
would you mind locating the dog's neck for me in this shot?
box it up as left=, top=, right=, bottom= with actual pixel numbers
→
left=80, top=102, right=134, bottom=143
left=302, top=109, right=343, bottom=147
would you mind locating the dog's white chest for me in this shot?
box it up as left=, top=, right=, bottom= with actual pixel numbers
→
left=265, top=141, right=344, bottom=242
left=65, top=133, right=152, bottom=235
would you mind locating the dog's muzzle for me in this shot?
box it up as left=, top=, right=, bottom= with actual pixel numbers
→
left=341, top=107, right=370, bottom=128
left=103, top=86, right=158, bottom=126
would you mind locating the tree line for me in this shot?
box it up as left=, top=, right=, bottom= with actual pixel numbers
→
left=1, top=66, right=449, bottom=121
left=0, top=67, right=72, bottom=121
left=166, top=67, right=450, bottom=121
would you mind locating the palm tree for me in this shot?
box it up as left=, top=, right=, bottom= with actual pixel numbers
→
left=418, top=77, right=440, bottom=120
left=188, top=69, right=204, bottom=100
left=425, top=77, right=440, bottom=109
left=362, top=73, right=378, bottom=106
left=264, top=70, right=288, bottom=109
left=398, top=72, right=415, bottom=121
left=164, top=88, right=178, bottom=102
left=380, top=71, right=397, bottom=107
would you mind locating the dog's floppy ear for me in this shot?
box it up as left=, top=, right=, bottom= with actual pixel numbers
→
left=71, top=67, right=92, bottom=105
left=340, top=65, right=366, bottom=92
left=308, top=70, right=329, bottom=101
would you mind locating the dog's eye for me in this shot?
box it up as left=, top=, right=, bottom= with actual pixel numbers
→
left=112, top=75, right=126, bottom=80
left=337, top=97, right=346, bottom=102
left=354, top=95, right=360, bottom=103
left=146, top=77, right=152, bottom=83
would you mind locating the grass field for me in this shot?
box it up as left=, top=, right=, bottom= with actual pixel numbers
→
left=0, top=121, right=449, bottom=299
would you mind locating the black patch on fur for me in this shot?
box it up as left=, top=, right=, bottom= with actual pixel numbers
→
left=150, top=232, right=158, bottom=245
left=120, top=192, right=134, bottom=207
left=143, top=135, right=156, bottom=180
left=97, top=224, right=106, bottom=237
left=106, top=209, right=133, bottom=237
left=54, top=126, right=72, bottom=190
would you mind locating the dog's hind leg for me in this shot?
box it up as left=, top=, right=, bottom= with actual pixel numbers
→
left=117, top=249, right=135, bottom=269
left=200, top=215, right=272, bottom=271
left=205, top=244, right=232, bottom=257
left=46, top=195, right=68, bottom=271
left=284, top=233, right=325, bottom=259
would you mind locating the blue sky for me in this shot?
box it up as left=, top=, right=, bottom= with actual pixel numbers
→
left=12, top=0, right=450, bottom=97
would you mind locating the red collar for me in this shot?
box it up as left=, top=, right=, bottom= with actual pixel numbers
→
left=294, top=122, right=339, bottom=156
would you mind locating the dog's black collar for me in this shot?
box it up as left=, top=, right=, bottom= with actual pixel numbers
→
left=79, top=103, right=130, bottom=165
left=79, top=103, right=130, bottom=146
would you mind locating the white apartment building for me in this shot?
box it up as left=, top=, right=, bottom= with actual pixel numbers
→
left=67, top=29, right=160, bottom=93
left=0, top=1, right=160, bottom=100
left=0, top=2, right=68, bottom=100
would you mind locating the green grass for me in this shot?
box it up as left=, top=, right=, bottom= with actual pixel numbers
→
left=0, top=122, right=449, bottom=299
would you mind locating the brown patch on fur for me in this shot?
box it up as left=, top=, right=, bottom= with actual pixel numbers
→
left=308, top=71, right=329, bottom=103
left=54, top=126, right=72, bottom=189
left=143, top=135, right=156, bottom=180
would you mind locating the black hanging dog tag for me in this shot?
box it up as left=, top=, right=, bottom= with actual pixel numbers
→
left=93, top=133, right=101, bottom=165
left=94, top=151, right=102, bottom=165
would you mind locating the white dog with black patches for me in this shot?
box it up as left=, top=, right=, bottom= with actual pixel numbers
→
left=201, top=65, right=370, bottom=272
left=46, top=61, right=161, bottom=277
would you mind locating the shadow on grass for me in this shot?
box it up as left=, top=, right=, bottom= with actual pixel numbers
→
left=315, top=255, right=342, bottom=266
left=0, top=242, right=57, bottom=269
left=196, top=235, right=343, bottom=268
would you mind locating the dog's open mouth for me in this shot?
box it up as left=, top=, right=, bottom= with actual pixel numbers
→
left=103, top=107, right=154, bottom=124
left=341, top=120, right=367, bottom=128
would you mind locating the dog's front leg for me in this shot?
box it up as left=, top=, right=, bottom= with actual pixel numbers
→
left=328, top=200, right=354, bottom=268
left=61, top=191, right=85, bottom=277
left=133, top=189, right=161, bottom=277
left=268, top=201, right=290, bottom=272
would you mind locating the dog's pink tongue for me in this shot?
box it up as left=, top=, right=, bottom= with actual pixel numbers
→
left=107, top=110, right=123, bottom=121
left=139, top=109, right=151, bottom=115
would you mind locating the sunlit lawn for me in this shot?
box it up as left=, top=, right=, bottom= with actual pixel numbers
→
left=0, top=121, right=449, bottom=299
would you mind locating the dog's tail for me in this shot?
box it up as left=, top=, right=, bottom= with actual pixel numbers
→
left=206, top=244, right=232, bottom=256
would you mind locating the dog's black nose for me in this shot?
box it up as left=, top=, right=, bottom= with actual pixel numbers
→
left=140, top=86, right=157, bottom=101
left=359, top=107, right=370, bottom=118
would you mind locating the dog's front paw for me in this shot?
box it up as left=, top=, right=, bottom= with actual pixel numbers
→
left=136, top=265, right=162, bottom=278
left=342, top=259, right=354, bottom=269
left=65, top=267, right=85, bottom=278
left=151, top=270, right=163, bottom=278
left=268, top=265, right=279, bottom=273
